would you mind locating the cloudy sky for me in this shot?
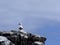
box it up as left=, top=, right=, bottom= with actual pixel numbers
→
left=0, top=0, right=60, bottom=45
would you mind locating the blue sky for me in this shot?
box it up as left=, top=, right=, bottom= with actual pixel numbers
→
left=0, top=0, right=60, bottom=45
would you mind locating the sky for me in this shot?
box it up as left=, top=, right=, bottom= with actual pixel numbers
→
left=0, top=0, right=60, bottom=45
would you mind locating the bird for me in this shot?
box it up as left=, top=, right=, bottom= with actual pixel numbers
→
left=18, top=23, right=24, bottom=30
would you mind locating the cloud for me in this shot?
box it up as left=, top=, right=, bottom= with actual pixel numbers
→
left=0, top=0, right=60, bottom=31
